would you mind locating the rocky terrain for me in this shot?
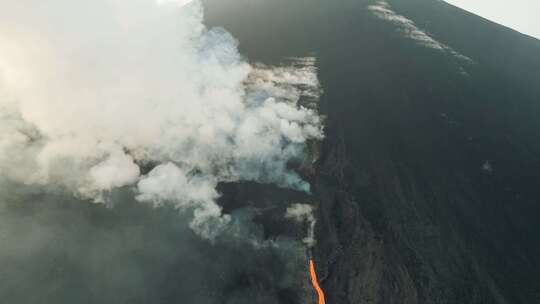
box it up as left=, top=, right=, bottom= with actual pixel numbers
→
left=205, top=0, right=540, bottom=303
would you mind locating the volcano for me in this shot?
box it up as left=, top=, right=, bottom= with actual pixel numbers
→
left=204, top=0, right=540, bottom=303
left=1, top=0, right=539, bottom=303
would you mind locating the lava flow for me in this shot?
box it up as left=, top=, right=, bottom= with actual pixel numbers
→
left=309, top=259, right=326, bottom=304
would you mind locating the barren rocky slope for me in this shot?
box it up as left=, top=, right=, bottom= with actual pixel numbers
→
left=205, top=0, right=540, bottom=302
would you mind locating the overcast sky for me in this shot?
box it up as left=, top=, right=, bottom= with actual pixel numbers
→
left=444, top=0, right=540, bottom=40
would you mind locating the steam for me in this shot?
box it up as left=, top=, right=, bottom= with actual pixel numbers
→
left=285, top=203, right=317, bottom=247
left=0, top=183, right=307, bottom=304
left=368, top=0, right=473, bottom=63
left=0, top=0, right=323, bottom=238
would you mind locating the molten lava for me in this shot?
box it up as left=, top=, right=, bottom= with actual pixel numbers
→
left=309, top=259, right=326, bottom=304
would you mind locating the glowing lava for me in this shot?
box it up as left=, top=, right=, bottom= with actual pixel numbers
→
left=309, top=259, right=326, bottom=304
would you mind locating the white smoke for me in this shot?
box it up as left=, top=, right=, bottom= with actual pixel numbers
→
left=285, top=203, right=317, bottom=247
left=0, top=0, right=323, bottom=239
left=368, top=0, right=473, bottom=63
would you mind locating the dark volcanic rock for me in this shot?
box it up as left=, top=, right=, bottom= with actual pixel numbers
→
left=204, top=0, right=540, bottom=303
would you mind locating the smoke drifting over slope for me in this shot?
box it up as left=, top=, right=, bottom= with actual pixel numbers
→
left=285, top=203, right=317, bottom=247
left=368, top=0, right=473, bottom=63
left=0, top=0, right=323, bottom=238
left=0, top=181, right=308, bottom=304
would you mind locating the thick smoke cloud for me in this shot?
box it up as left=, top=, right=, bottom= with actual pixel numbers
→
left=0, top=0, right=323, bottom=238
left=0, top=2, right=321, bottom=302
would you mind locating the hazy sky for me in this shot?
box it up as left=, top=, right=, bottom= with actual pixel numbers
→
left=445, top=0, right=540, bottom=40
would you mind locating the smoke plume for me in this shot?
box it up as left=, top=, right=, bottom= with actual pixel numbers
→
left=285, top=203, right=317, bottom=247
left=0, top=0, right=323, bottom=238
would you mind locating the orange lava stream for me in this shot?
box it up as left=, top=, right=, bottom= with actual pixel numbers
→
left=309, top=259, right=326, bottom=304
